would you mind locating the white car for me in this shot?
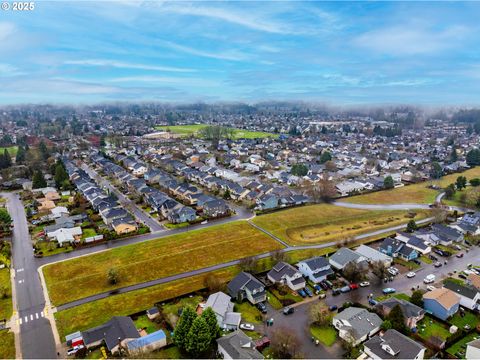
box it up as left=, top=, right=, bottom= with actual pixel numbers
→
left=359, top=281, right=370, bottom=287
left=426, top=285, right=436, bottom=291
left=239, top=323, right=255, bottom=331
left=406, top=272, right=416, bottom=278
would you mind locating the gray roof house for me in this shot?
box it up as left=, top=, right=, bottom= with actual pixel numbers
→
left=227, top=272, right=266, bottom=305
left=376, top=297, right=425, bottom=329
left=332, top=307, right=382, bottom=346
left=267, top=262, right=305, bottom=291
left=329, top=247, right=367, bottom=271
left=297, top=256, right=333, bottom=283
left=443, top=281, right=480, bottom=311
left=363, top=329, right=426, bottom=360
left=205, top=292, right=241, bottom=330
left=81, top=316, right=140, bottom=354
left=216, top=330, right=264, bottom=359
left=355, top=245, right=392, bottom=267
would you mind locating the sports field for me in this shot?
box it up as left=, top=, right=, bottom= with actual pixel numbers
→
left=155, top=124, right=278, bottom=139
left=344, top=167, right=480, bottom=205
left=252, top=204, right=430, bottom=245
left=0, top=146, right=18, bottom=157
left=43, top=222, right=282, bottom=305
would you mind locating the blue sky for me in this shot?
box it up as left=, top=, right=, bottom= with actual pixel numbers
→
left=1, top=1, right=480, bottom=105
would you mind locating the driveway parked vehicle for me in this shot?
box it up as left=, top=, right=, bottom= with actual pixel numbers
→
left=359, top=281, right=370, bottom=287
left=257, top=302, right=267, bottom=313
left=349, top=283, right=359, bottom=290
left=304, top=287, right=313, bottom=297
left=382, top=288, right=396, bottom=294
left=406, top=272, right=416, bottom=278
left=240, top=323, right=255, bottom=331
left=298, top=289, right=307, bottom=298
left=283, top=307, right=294, bottom=315
left=340, top=286, right=351, bottom=293
left=328, top=305, right=338, bottom=311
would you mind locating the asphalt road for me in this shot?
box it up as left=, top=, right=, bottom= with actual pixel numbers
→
left=80, top=163, right=165, bottom=232
left=333, top=201, right=431, bottom=210
left=2, top=192, right=57, bottom=359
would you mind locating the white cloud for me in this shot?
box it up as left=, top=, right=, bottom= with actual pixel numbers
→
left=0, top=63, right=24, bottom=76
left=0, top=22, right=16, bottom=42
left=353, top=24, right=469, bottom=56
left=64, top=59, right=195, bottom=72
left=107, top=75, right=219, bottom=87
left=160, top=41, right=251, bottom=61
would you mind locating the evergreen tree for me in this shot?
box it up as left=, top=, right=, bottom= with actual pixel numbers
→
left=185, top=316, right=211, bottom=356
left=383, top=176, right=394, bottom=189
left=387, top=304, right=408, bottom=334
left=16, top=146, right=26, bottom=163
left=39, top=140, right=49, bottom=160
left=54, top=163, right=69, bottom=188
left=410, top=290, right=424, bottom=307
left=430, top=162, right=443, bottom=179
left=450, top=146, right=458, bottom=163
left=319, top=151, right=332, bottom=164
left=456, top=176, right=467, bottom=190
left=445, top=183, right=456, bottom=199
left=173, top=307, right=197, bottom=350
left=32, top=170, right=47, bottom=189
left=3, top=149, right=11, bottom=168
left=201, top=307, right=220, bottom=341
left=466, top=149, right=480, bottom=166
left=406, top=219, right=417, bottom=233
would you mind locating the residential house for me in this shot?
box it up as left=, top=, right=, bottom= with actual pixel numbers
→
left=112, top=216, right=138, bottom=235
left=216, top=330, right=264, bottom=359
left=168, top=206, right=197, bottom=224
left=203, top=199, right=230, bottom=218
left=46, top=227, right=82, bottom=246
left=51, top=206, right=69, bottom=219
left=467, top=274, right=480, bottom=290
left=431, top=224, right=464, bottom=245
left=267, top=262, right=306, bottom=291
left=466, top=339, right=480, bottom=360
left=423, top=288, right=460, bottom=320
left=256, top=194, right=278, bottom=210
left=376, top=298, right=425, bottom=329
left=297, top=256, right=333, bottom=283
left=37, top=198, right=56, bottom=212
left=81, top=316, right=140, bottom=354
left=227, top=272, right=266, bottom=305
left=205, top=291, right=241, bottom=330
left=363, top=329, right=426, bottom=360
left=355, top=245, right=393, bottom=267
left=443, top=281, right=480, bottom=311
left=332, top=307, right=382, bottom=346
left=329, top=247, right=367, bottom=271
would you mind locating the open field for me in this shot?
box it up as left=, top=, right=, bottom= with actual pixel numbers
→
left=54, top=266, right=239, bottom=340
left=0, top=330, right=15, bottom=359
left=0, top=268, right=12, bottom=320
left=44, top=222, right=282, bottom=305
left=0, top=146, right=18, bottom=157
left=155, top=124, right=278, bottom=139
left=344, top=167, right=480, bottom=205
left=252, top=204, right=430, bottom=245
left=310, top=325, right=337, bottom=347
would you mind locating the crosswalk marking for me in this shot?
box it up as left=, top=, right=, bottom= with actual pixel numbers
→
left=24, top=316, right=27, bottom=323
left=19, top=312, right=44, bottom=326
left=30, top=314, right=33, bottom=321
left=41, top=311, right=44, bottom=317
left=18, top=279, right=24, bottom=284
left=35, top=313, right=39, bottom=319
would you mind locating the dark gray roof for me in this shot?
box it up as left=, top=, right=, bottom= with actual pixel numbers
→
left=330, top=248, right=362, bottom=267
left=267, top=262, right=299, bottom=282
left=227, top=272, right=264, bottom=296
left=300, top=256, right=330, bottom=270
left=444, top=281, right=479, bottom=300
left=377, top=297, right=425, bottom=319
left=81, top=316, right=140, bottom=351
left=216, top=330, right=263, bottom=359
left=364, top=329, right=425, bottom=359
left=333, top=307, right=382, bottom=341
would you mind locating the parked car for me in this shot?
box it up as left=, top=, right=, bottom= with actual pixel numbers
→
left=349, top=283, right=359, bottom=290
left=434, top=261, right=442, bottom=268
left=382, top=288, right=396, bottom=294
left=424, top=274, right=436, bottom=284
left=283, top=307, right=294, bottom=315
left=368, top=298, right=378, bottom=306
left=240, top=323, right=255, bottom=331
left=256, top=302, right=267, bottom=314
left=426, top=285, right=436, bottom=291
left=429, top=254, right=438, bottom=261
left=328, top=305, right=338, bottom=311
left=387, top=268, right=397, bottom=276
left=298, top=289, right=307, bottom=298
left=318, top=293, right=326, bottom=299
left=332, top=288, right=341, bottom=296
left=454, top=245, right=463, bottom=251
left=456, top=253, right=464, bottom=258
left=313, top=284, right=322, bottom=293
left=324, top=280, right=334, bottom=289
left=254, top=337, right=270, bottom=351
left=304, top=287, right=313, bottom=297
left=459, top=273, right=468, bottom=280
left=406, top=272, right=416, bottom=278
left=319, top=281, right=329, bottom=290
left=413, top=259, right=422, bottom=265
left=359, top=281, right=370, bottom=287
left=340, top=286, right=351, bottom=293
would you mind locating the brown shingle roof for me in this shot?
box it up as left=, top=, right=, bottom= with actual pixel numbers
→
left=468, top=273, right=480, bottom=290
left=423, top=288, right=460, bottom=309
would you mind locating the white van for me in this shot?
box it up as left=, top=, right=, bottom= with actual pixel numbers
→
left=424, top=274, right=436, bottom=284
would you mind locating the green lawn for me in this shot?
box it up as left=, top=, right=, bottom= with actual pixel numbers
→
left=345, top=167, right=480, bottom=205
left=44, top=221, right=282, bottom=305
left=448, top=310, right=480, bottom=329
left=420, top=255, right=433, bottom=264
left=375, top=293, right=411, bottom=302
left=162, top=295, right=203, bottom=328
left=252, top=203, right=430, bottom=245
left=266, top=291, right=283, bottom=310
left=152, top=346, right=183, bottom=359
left=133, top=314, right=163, bottom=334
left=234, top=302, right=263, bottom=323
left=0, top=268, right=12, bottom=320
left=0, top=330, right=15, bottom=359
left=35, top=241, right=73, bottom=257
left=416, top=315, right=451, bottom=341
left=310, top=325, right=337, bottom=346
left=155, top=124, right=278, bottom=139
left=446, top=332, right=480, bottom=358
left=269, top=287, right=303, bottom=304
left=394, top=258, right=421, bottom=270
left=81, top=227, right=97, bottom=239
left=0, top=146, right=18, bottom=157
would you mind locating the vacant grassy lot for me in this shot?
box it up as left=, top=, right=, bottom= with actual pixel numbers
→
left=345, top=167, right=480, bottom=205
left=252, top=204, right=430, bottom=245
left=44, top=222, right=282, bottom=305
left=310, top=325, right=337, bottom=347
left=416, top=315, right=451, bottom=341
left=0, top=146, right=18, bottom=157
left=54, top=266, right=239, bottom=340
left=155, top=125, right=278, bottom=139
left=0, top=330, right=15, bottom=359
left=0, top=268, right=12, bottom=320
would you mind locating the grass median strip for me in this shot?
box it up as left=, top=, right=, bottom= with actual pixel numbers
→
left=0, top=268, right=12, bottom=320
left=43, top=221, right=283, bottom=306
left=252, top=204, right=430, bottom=245
left=0, top=330, right=15, bottom=359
